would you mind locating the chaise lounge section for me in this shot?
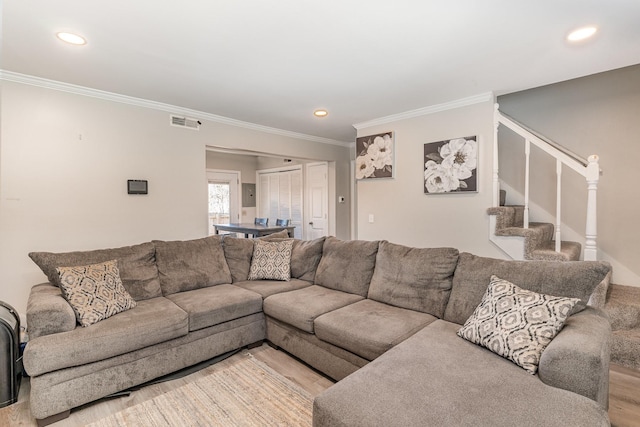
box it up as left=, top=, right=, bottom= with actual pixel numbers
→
left=23, top=234, right=612, bottom=426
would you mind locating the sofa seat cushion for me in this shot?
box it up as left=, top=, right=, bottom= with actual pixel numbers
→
left=315, top=299, right=437, bottom=361
left=24, top=297, right=188, bottom=376
left=313, top=319, right=609, bottom=427
left=264, top=285, right=363, bottom=333
left=166, top=284, right=263, bottom=331
left=233, top=278, right=312, bottom=299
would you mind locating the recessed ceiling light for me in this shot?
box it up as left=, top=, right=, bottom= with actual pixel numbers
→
left=567, top=26, right=597, bottom=42
left=314, top=109, right=328, bottom=118
left=56, top=32, right=87, bottom=45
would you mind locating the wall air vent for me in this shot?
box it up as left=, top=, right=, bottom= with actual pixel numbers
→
left=170, top=115, right=201, bottom=130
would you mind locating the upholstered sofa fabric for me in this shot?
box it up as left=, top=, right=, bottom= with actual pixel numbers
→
left=314, top=237, right=379, bottom=297
left=153, top=236, right=232, bottom=295
left=28, top=313, right=265, bottom=420
left=368, top=242, right=459, bottom=317
left=222, top=237, right=254, bottom=282
left=26, top=284, right=77, bottom=339
left=167, top=284, right=262, bottom=331
left=24, top=236, right=612, bottom=425
left=444, top=252, right=611, bottom=325
left=24, top=297, right=188, bottom=376
left=537, top=306, right=611, bottom=408
left=289, top=237, right=325, bottom=282
left=314, top=299, right=437, bottom=361
left=313, top=320, right=610, bottom=427
left=264, top=285, right=363, bottom=333
left=29, top=242, right=162, bottom=301
left=233, top=278, right=312, bottom=299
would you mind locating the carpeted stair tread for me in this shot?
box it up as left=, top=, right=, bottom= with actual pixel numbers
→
left=487, top=205, right=526, bottom=229
left=605, top=284, right=640, bottom=330
left=529, top=240, right=582, bottom=261
left=611, top=329, right=640, bottom=371
left=493, top=222, right=553, bottom=238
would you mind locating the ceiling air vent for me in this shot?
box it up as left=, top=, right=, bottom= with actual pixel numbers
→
left=170, top=115, right=201, bottom=130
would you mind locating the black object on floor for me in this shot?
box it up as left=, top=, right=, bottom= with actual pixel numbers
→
left=0, top=301, right=22, bottom=408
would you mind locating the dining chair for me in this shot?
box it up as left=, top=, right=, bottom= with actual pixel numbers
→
left=254, top=217, right=268, bottom=226
left=276, top=219, right=290, bottom=226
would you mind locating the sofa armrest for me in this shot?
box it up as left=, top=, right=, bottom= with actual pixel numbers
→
left=538, top=306, right=611, bottom=409
left=26, top=283, right=76, bottom=339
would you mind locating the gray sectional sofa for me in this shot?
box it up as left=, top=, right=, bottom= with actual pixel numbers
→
left=23, top=233, right=612, bottom=426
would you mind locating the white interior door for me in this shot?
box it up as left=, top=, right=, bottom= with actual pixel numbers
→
left=207, top=170, right=240, bottom=235
left=256, top=167, right=303, bottom=238
left=306, top=162, right=329, bottom=239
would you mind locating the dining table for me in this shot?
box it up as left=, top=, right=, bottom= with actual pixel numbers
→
left=213, top=223, right=295, bottom=238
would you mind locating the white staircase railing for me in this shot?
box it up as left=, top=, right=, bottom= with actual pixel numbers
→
left=493, top=104, right=601, bottom=261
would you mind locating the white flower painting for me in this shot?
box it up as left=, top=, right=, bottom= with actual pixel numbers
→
left=355, top=132, right=394, bottom=180
left=424, top=136, right=478, bottom=194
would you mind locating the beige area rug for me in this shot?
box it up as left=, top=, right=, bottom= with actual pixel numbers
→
left=87, top=352, right=312, bottom=426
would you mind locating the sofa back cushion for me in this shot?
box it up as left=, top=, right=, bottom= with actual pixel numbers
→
left=222, top=237, right=254, bottom=282
left=290, top=237, right=325, bottom=282
left=224, top=236, right=326, bottom=283
left=314, top=237, right=379, bottom=297
left=29, top=242, right=161, bottom=301
left=443, top=252, right=612, bottom=325
left=154, top=235, right=232, bottom=295
left=368, top=242, right=459, bottom=318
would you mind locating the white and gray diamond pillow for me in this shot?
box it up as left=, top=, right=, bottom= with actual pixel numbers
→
left=457, top=275, right=579, bottom=374
left=248, top=239, right=294, bottom=281
left=56, top=259, right=137, bottom=327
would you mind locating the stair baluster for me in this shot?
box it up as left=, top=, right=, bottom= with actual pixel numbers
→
left=491, top=104, right=601, bottom=261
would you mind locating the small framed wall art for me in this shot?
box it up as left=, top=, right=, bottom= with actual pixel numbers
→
left=355, top=131, right=394, bottom=180
left=424, top=136, right=478, bottom=194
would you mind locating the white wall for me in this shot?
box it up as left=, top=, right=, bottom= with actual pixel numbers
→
left=356, top=100, right=505, bottom=258
left=0, top=81, right=352, bottom=317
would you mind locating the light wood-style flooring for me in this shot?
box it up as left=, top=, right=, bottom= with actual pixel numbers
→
left=1, top=344, right=638, bottom=426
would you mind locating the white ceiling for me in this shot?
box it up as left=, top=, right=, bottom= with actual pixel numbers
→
left=3, top=0, right=640, bottom=143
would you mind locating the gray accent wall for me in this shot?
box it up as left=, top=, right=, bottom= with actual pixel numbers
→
left=498, top=64, right=640, bottom=286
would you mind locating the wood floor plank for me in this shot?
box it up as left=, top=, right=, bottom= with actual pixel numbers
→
left=0, top=345, right=638, bottom=426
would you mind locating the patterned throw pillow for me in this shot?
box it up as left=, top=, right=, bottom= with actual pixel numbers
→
left=457, top=275, right=579, bottom=374
left=56, top=260, right=137, bottom=327
left=247, top=239, right=294, bottom=281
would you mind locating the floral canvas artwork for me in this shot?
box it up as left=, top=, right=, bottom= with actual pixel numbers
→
left=355, top=132, right=394, bottom=180
left=424, top=136, right=478, bottom=194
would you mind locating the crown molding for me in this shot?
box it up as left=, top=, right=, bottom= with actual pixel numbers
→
left=352, top=92, right=495, bottom=130
left=0, top=70, right=352, bottom=148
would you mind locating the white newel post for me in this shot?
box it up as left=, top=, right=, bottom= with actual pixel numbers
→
left=493, top=104, right=500, bottom=207
left=584, top=155, right=600, bottom=261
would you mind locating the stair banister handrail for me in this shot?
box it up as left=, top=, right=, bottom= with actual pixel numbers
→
left=493, top=104, right=600, bottom=261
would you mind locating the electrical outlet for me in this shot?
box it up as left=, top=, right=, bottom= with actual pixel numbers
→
left=368, top=214, right=374, bottom=223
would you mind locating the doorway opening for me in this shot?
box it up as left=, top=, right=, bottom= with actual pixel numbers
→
left=207, top=170, right=240, bottom=235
